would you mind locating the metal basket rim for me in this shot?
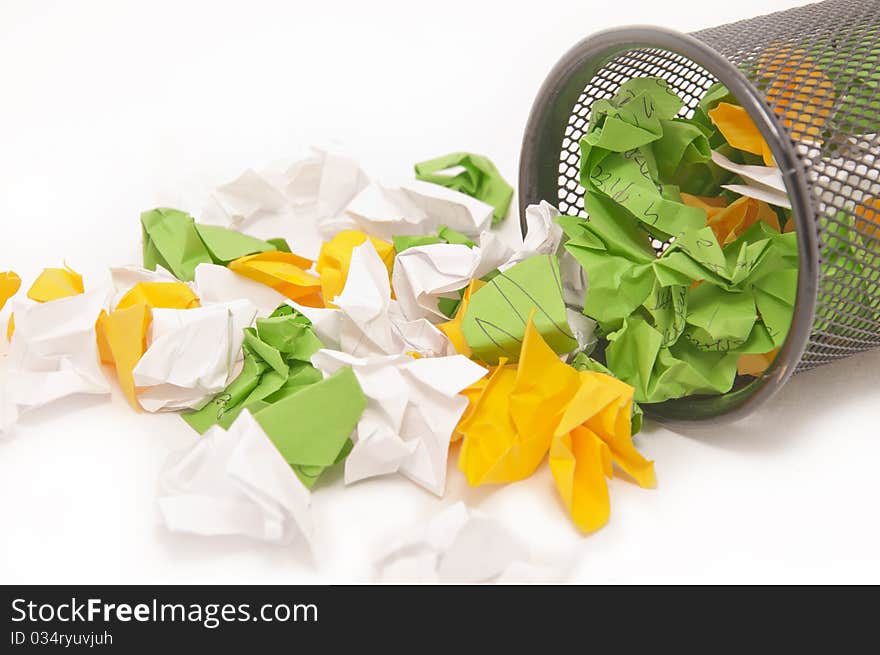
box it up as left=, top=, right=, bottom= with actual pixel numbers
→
left=518, top=25, right=819, bottom=426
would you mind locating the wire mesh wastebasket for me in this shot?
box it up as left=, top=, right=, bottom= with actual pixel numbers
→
left=519, top=0, right=880, bottom=424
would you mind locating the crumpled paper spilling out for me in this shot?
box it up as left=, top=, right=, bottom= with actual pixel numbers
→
left=2, top=143, right=655, bottom=543
left=457, top=315, right=654, bottom=533
left=374, top=502, right=564, bottom=583
left=159, top=409, right=314, bottom=546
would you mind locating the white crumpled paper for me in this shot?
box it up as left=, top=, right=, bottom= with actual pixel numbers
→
left=194, top=263, right=287, bottom=318
left=200, top=147, right=369, bottom=260
left=1, top=289, right=111, bottom=435
left=341, top=179, right=494, bottom=240
left=559, top=249, right=588, bottom=309
left=501, top=200, right=564, bottom=269
left=373, top=502, right=562, bottom=583
left=712, top=150, right=791, bottom=209
left=391, top=243, right=482, bottom=322
left=311, top=350, right=486, bottom=495
left=158, top=410, right=313, bottom=546
left=133, top=300, right=257, bottom=412
left=293, top=241, right=455, bottom=357
left=390, top=201, right=568, bottom=323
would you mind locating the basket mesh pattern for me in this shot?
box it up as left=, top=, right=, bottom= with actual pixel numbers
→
left=556, top=0, right=880, bottom=375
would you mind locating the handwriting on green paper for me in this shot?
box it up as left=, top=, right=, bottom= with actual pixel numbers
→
left=584, top=77, right=684, bottom=152
left=461, top=254, right=577, bottom=364
left=605, top=317, right=739, bottom=404
left=556, top=76, right=799, bottom=403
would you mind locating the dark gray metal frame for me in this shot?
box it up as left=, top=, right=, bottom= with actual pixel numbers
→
left=519, top=27, right=818, bottom=426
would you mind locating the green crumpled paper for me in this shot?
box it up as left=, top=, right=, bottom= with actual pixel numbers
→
left=561, top=214, right=797, bottom=403
left=183, top=305, right=324, bottom=434
left=267, top=237, right=292, bottom=253
left=393, top=225, right=479, bottom=318
left=557, top=193, right=658, bottom=334
left=183, top=305, right=367, bottom=488
left=254, top=366, right=366, bottom=488
left=605, top=317, right=740, bottom=403
left=460, top=254, right=577, bottom=364
left=578, top=77, right=731, bottom=239
left=579, top=140, right=707, bottom=240
left=814, top=211, right=880, bottom=337
left=142, top=208, right=213, bottom=282
left=415, top=152, right=513, bottom=223
left=558, top=77, right=799, bottom=404
left=194, top=223, right=277, bottom=264
left=142, top=207, right=278, bottom=281
left=584, top=77, right=685, bottom=151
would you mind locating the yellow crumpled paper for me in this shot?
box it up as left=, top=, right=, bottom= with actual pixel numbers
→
left=682, top=193, right=781, bottom=245
left=228, top=251, right=323, bottom=307
left=27, top=265, right=84, bottom=302
left=96, top=304, right=152, bottom=410
left=96, top=281, right=199, bottom=410
left=0, top=271, right=21, bottom=312
left=116, top=282, right=200, bottom=310
left=438, top=279, right=486, bottom=358
left=737, top=349, right=779, bottom=377
left=8, top=265, right=86, bottom=340
left=317, top=230, right=395, bottom=308
left=457, top=315, right=656, bottom=533
left=855, top=197, right=880, bottom=239
left=758, top=45, right=835, bottom=141
left=708, top=102, right=774, bottom=166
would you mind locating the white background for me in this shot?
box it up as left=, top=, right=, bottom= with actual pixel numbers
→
left=2, top=0, right=878, bottom=584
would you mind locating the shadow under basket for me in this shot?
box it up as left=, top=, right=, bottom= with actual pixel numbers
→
left=519, top=0, right=880, bottom=425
